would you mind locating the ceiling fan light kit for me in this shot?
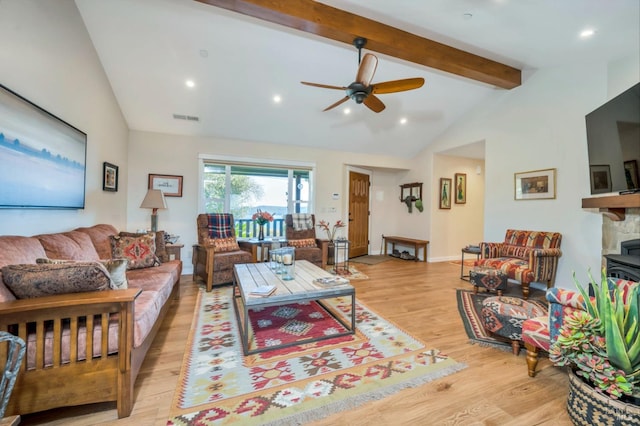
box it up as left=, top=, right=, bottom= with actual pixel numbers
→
left=301, top=37, right=424, bottom=113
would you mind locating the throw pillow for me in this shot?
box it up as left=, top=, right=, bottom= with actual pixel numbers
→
left=119, top=231, right=169, bottom=263
left=110, top=234, right=160, bottom=270
left=213, top=236, right=240, bottom=253
left=37, top=257, right=129, bottom=289
left=288, top=238, right=318, bottom=248
left=2, top=262, right=112, bottom=299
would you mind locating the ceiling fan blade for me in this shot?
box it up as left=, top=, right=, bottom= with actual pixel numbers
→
left=363, top=94, right=385, bottom=113
left=301, top=81, right=347, bottom=90
left=372, top=78, right=425, bottom=94
left=356, top=53, right=378, bottom=87
left=323, top=96, right=350, bottom=112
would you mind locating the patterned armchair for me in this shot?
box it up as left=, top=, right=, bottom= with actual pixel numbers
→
left=284, top=214, right=328, bottom=268
left=192, top=213, right=253, bottom=291
left=475, top=229, right=562, bottom=299
left=521, top=278, right=638, bottom=378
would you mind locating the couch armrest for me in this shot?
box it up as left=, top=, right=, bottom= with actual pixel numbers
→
left=192, top=243, right=215, bottom=291
left=479, top=242, right=503, bottom=259
left=528, top=248, right=562, bottom=283
left=316, top=239, right=329, bottom=268
left=545, top=287, right=588, bottom=344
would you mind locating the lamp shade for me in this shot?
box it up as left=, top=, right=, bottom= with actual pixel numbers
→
left=140, top=189, right=167, bottom=210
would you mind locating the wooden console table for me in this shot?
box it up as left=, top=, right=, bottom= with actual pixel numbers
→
left=383, top=235, right=429, bottom=262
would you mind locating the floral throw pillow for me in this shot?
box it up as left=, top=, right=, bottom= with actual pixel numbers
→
left=288, top=238, right=317, bottom=248
left=110, top=234, right=160, bottom=270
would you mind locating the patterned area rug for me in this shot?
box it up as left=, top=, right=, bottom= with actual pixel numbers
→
left=349, top=255, right=392, bottom=265
left=324, top=264, right=368, bottom=280
left=456, top=288, right=547, bottom=353
left=168, top=286, right=466, bottom=425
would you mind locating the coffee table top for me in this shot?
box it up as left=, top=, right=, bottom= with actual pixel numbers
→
left=234, top=260, right=354, bottom=307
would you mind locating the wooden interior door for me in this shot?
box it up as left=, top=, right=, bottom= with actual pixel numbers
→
left=348, top=171, right=370, bottom=258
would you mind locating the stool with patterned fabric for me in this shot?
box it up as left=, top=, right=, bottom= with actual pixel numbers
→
left=481, top=296, right=548, bottom=355
left=470, top=266, right=508, bottom=296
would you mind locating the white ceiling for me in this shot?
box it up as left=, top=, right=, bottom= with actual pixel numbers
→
left=74, top=0, right=639, bottom=158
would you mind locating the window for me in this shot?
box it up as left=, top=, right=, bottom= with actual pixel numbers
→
left=200, top=157, right=314, bottom=238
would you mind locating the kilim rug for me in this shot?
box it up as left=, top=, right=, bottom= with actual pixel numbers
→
left=456, top=287, right=547, bottom=353
left=168, top=286, right=466, bottom=425
left=324, top=264, right=368, bottom=280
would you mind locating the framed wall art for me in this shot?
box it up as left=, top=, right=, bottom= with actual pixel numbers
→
left=514, top=168, right=556, bottom=200
left=149, top=173, right=183, bottom=197
left=439, top=178, right=452, bottom=209
left=103, top=162, right=118, bottom=192
left=589, top=165, right=611, bottom=194
left=624, top=160, right=639, bottom=189
left=0, top=84, right=87, bottom=209
left=454, top=173, right=466, bottom=204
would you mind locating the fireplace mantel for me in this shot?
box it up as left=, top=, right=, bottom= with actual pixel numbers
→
left=581, top=193, right=640, bottom=221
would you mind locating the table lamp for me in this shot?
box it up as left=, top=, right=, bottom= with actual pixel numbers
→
left=140, top=189, right=167, bottom=232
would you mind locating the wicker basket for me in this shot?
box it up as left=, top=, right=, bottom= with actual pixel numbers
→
left=567, top=370, right=640, bottom=426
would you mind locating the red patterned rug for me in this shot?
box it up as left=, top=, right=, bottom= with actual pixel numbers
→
left=168, top=285, right=465, bottom=425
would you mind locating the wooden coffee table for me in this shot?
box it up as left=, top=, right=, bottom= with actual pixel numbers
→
left=232, top=260, right=356, bottom=355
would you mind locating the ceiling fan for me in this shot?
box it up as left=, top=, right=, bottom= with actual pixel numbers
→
left=301, top=37, right=425, bottom=113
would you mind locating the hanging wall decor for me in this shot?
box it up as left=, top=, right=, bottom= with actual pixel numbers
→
left=439, top=178, right=451, bottom=209
left=454, top=173, right=466, bottom=204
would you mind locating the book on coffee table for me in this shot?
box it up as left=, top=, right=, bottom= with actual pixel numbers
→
left=314, top=276, right=350, bottom=287
left=249, top=285, right=276, bottom=297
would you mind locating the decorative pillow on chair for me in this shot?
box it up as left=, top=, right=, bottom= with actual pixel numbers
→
left=109, top=234, right=160, bottom=270
left=291, top=213, right=313, bottom=231
left=2, top=262, right=112, bottom=299
left=36, top=258, right=129, bottom=289
left=288, top=238, right=318, bottom=248
left=212, top=237, right=241, bottom=253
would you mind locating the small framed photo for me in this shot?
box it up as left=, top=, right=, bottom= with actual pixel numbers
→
left=589, top=165, right=611, bottom=194
left=514, top=168, right=556, bottom=200
left=454, top=173, right=466, bottom=204
left=439, top=178, right=452, bottom=209
left=103, top=162, right=118, bottom=192
left=624, top=160, right=639, bottom=189
left=148, top=173, right=183, bottom=197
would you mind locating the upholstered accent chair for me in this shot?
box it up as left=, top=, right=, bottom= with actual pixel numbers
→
left=192, top=213, right=253, bottom=291
left=522, top=278, right=638, bottom=378
left=284, top=214, right=328, bottom=268
left=475, top=229, right=562, bottom=299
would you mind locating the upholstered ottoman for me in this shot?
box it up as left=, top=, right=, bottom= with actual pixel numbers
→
left=481, top=296, right=548, bottom=355
left=469, top=266, right=508, bottom=296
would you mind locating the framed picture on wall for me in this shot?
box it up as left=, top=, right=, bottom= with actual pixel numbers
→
left=515, top=168, right=557, bottom=200
left=102, top=162, right=118, bottom=192
left=454, top=173, right=466, bottom=204
left=148, top=173, right=183, bottom=197
left=439, top=178, right=452, bottom=209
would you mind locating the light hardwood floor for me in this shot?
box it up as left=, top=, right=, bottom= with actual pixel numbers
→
left=22, top=259, right=573, bottom=425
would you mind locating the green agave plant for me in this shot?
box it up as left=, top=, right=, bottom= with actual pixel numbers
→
left=550, top=269, right=640, bottom=399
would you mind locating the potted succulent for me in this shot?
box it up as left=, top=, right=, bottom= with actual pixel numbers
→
left=549, top=269, right=639, bottom=425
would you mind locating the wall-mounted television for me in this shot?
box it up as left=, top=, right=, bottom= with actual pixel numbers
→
left=585, top=82, right=640, bottom=195
left=0, top=84, right=86, bottom=209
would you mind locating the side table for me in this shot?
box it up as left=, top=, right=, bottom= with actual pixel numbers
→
left=166, top=243, right=183, bottom=261
left=460, top=246, right=481, bottom=281
left=238, top=238, right=285, bottom=263
left=333, top=239, right=350, bottom=274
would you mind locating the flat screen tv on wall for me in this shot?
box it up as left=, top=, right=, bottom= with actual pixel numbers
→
left=585, top=82, right=640, bottom=195
left=0, top=84, right=86, bottom=209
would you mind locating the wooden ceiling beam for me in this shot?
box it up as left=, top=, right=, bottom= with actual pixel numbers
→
left=195, top=0, right=521, bottom=89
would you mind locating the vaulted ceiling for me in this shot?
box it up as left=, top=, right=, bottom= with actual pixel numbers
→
left=75, top=0, right=639, bottom=158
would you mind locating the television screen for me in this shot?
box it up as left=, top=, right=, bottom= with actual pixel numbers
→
left=0, top=84, right=86, bottom=209
left=585, top=82, right=640, bottom=195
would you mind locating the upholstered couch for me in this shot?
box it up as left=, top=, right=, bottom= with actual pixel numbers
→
left=0, top=224, right=181, bottom=418
left=475, top=229, right=562, bottom=299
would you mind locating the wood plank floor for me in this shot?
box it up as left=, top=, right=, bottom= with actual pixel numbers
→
left=22, top=260, right=573, bottom=425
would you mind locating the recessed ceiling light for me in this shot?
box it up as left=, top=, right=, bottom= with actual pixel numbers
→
left=580, top=29, right=596, bottom=38
left=273, top=95, right=282, bottom=103
left=344, top=108, right=351, bottom=115
left=185, top=80, right=195, bottom=88
left=400, top=117, right=408, bottom=125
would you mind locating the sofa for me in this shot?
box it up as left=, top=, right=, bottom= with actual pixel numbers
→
left=475, top=229, right=562, bottom=299
left=0, top=224, right=181, bottom=418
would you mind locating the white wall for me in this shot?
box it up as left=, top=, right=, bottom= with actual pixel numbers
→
left=0, top=0, right=129, bottom=236
left=127, top=131, right=412, bottom=272
left=411, top=59, right=639, bottom=289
